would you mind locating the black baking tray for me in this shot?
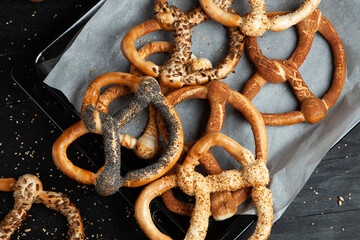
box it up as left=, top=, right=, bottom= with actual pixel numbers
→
left=11, top=1, right=257, bottom=239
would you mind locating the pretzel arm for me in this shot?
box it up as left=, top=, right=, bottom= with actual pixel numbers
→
left=37, top=191, right=84, bottom=240
left=261, top=112, right=305, bottom=126
left=242, top=72, right=268, bottom=100
left=82, top=108, right=123, bottom=196
left=318, top=14, right=346, bottom=109
left=121, top=20, right=162, bottom=77
left=130, top=41, right=173, bottom=77
left=135, top=175, right=177, bottom=240
left=0, top=208, right=29, bottom=238
left=0, top=178, right=16, bottom=192
left=52, top=121, right=96, bottom=185
left=228, top=91, right=267, bottom=161
left=134, top=103, right=159, bottom=159
left=81, top=72, right=141, bottom=114
left=249, top=187, right=273, bottom=240
left=199, top=0, right=241, bottom=27
left=268, top=0, right=321, bottom=32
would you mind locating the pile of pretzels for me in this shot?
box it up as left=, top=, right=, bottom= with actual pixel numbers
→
left=48, top=0, right=347, bottom=240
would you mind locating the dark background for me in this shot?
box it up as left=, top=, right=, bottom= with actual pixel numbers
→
left=0, top=0, right=359, bottom=239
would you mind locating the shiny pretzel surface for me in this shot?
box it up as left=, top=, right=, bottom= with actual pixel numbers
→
left=200, top=0, right=321, bottom=36
left=242, top=9, right=346, bottom=125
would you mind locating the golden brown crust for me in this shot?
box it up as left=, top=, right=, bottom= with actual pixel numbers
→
left=154, top=0, right=244, bottom=88
left=200, top=0, right=321, bottom=36
left=158, top=82, right=267, bottom=221
left=0, top=174, right=84, bottom=240
left=135, top=133, right=272, bottom=240
left=121, top=19, right=163, bottom=77
left=0, top=178, right=16, bottom=192
left=242, top=9, right=346, bottom=125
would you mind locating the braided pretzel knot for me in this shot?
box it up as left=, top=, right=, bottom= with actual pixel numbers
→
left=52, top=72, right=184, bottom=196
left=158, top=81, right=267, bottom=220
left=200, top=0, right=321, bottom=36
left=121, top=0, right=245, bottom=88
left=0, top=175, right=84, bottom=239
left=242, top=9, right=346, bottom=125
left=135, top=133, right=273, bottom=240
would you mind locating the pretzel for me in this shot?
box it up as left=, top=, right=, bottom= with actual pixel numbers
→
left=121, top=0, right=245, bottom=88
left=52, top=72, right=184, bottom=196
left=0, top=174, right=84, bottom=240
left=200, top=0, right=321, bottom=36
left=135, top=133, right=273, bottom=240
left=129, top=41, right=213, bottom=82
left=158, top=81, right=267, bottom=220
left=95, top=84, right=159, bottom=159
left=242, top=9, right=346, bottom=125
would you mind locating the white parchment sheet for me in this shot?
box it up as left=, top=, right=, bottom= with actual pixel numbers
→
left=44, top=0, right=360, bottom=221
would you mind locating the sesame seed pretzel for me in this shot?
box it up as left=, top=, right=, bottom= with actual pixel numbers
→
left=200, top=0, right=321, bottom=36
left=121, top=0, right=245, bottom=88
left=242, top=9, right=346, bottom=125
left=129, top=40, right=213, bottom=84
left=158, top=81, right=267, bottom=220
left=52, top=72, right=184, bottom=196
left=0, top=174, right=84, bottom=240
left=135, top=133, right=273, bottom=240
left=154, top=0, right=245, bottom=88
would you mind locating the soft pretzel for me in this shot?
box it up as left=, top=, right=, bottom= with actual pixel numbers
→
left=135, top=133, right=273, bottom=240
left=0, top=174, right=84, bottom=240
left=154, top=0, right=244, bottom=88
left=95, top=84, right=159, bottom=159
left=200, top=0, right=321, bottom=36
left=129, top=40, right=213, bottom=85
left=242, top=9, right=346, bottom=125
left=158, top=81, right=267, bottom=220
left=52, top=73, right=184, bottom=196
left=121, top=1, right=245, bottom=88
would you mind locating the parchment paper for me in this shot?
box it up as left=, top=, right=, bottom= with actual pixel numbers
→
left=44, top=0, right=360, bottom=221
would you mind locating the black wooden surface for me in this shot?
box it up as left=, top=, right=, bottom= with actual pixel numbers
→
left=0, top=0, right=359, bottom=239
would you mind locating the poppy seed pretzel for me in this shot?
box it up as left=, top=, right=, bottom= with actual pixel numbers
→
left=135, top=133, right=273, bottom=240
left=95, top=85, right=159, bottom=159
left=52, top=73, right=184, bottom=196
left=200, top=0, right=321, bottom=36
left=154, top=0, right=245, bottom=88
left=0, top=174, right=84, bottom=240
left=158, top=81, right=267, bottom=220
left=242, top=9, right=346, bottom=125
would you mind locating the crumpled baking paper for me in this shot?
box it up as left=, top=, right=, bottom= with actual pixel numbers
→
left=44, top=0, right=360, bottom=221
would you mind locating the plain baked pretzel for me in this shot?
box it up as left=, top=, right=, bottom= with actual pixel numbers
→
left=242, top=9, right=346, bottom=125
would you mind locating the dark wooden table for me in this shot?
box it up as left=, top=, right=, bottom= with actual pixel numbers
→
left=0, top=1, right=359, bottom=239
